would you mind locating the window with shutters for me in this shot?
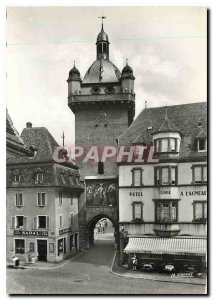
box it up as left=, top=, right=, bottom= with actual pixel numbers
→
left=15, top=239, right=25, bottom=254
left=155, top=166, right=177, bottom=186
left=11, top=216, right=27, bottom=229
left=15, top=193, right=23, bottom=207
left=132, top=202, right=143, bottom=222
left=59, top=214, right=63, bottom=228
left=59, top=193, right=63, bottom=206
left=155, top=201, right=178, bottom=223
left=37, top=193, right=46, bottom=206
left=36, top=215, right=49, bottom=229
left=192, top=165, right=207, bottom=184
left=193, top=201, right=207, bottom=223
left=29, top=242, right=35, bottom=252
left=131, top=168, right=143, bottom=186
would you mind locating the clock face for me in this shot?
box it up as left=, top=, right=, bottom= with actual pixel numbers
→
left=91, top=86, right=101, bottom=94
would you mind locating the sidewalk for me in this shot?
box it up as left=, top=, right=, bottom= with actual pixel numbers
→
left=111, top=251, right=207, bottom=286
left=7, top=250, right=84, bottom=270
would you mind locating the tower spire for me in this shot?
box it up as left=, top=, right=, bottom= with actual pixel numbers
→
left=98, top=16, right=106, bottom=30
left=96, top=16, right=109, bottom=60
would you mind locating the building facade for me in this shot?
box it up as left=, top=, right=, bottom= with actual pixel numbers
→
left=118, top=103, right=207, bottom=272
left=7, top=121, right=84, bottom=263
left=67, top=23, right=136, bottom=248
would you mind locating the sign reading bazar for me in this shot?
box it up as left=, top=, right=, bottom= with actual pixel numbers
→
left=59, top=228, right=72, bottom=235
left=14, top=230, right=48, bottom=236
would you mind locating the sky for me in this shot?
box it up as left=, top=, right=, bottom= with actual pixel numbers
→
left=6, top=6, right=207, bottom=146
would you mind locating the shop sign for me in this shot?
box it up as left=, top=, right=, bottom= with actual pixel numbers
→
left=14, top=230, right=48, bottom=236
left=59, top=228, right=72, bottom=235
left=180, top=190, right=207, bottom=197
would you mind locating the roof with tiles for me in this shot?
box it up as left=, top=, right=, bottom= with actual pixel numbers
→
left=118, top=102, right=207, bottom=160
left=6, top=110, right=30, bottom=156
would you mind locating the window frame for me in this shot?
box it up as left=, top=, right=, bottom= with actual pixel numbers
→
left=154, top=200, right=179, bottom=223
left=98, top=161, right=104, bottom=175
left=37, top=192, right=46, bottom=207
left=131, top=201, right=144, bottom=222
left=35, top=172, right=44, bottom=184
left=15, top=193, right=23, bottom=207
left=192, top=165, right=207, bottom=184
left=197, top=138, right=207, bottom=152
left=59, top=214, right=63, bottom=229
left=154, top=166, right=178, bottom=186
left=131, top=168, right=143, bottom=187
left=36, top=215, right=50, bottom=230
left=192, top=201, right=207, bottom=223
left=59, top=192, right=63, bottom=206
left=154, top=138, right=178, bottom=153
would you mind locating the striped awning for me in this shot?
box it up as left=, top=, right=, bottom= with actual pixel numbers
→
left=124, top=237, right=207, bottom=255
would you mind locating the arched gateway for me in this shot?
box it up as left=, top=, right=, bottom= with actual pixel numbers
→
left=86, top=214, right=119, bottom=248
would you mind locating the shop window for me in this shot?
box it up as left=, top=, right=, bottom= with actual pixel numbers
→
left=70, top=235, right=74, bottom=251
left=155, top=166, right=177, bottom=186
left=197, top=138, right=207, bottom=152
left=70, top=213, right=74, bottom=226
left=29, top=242, right=35, bottom=253
left=59, top=193, right=63, bottom=206
left=98, top=161, right=104, bottom=175
left=35, top=172, right=44, bottom=184
left=131, top=168, right=143, bottom=186
left=155, top=201, right=178, bottom=223
left=34, top=215, right=49, bottom=229
left=193, top=201, right=207, bottom=222
left=132, top=201, right=143, bottom=222
left=15, top=239, right=25, bottom=254
left=192, top=165, right=207, bottom=184
left=37, top=193, right=46, bottom=207
left=58, top=238, right=66, bottom=256
left=59, top=215, right=63, bottom=228
left=15, top=193, right=23, bottom=207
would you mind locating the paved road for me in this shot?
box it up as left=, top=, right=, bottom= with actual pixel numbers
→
left=7, top=231, right=206, bottom=295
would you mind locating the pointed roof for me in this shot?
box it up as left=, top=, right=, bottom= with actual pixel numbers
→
left=6, top=110, right=30, bottom=156
left=196, top=129, right=207, bottom=139
left=96, top=23, right=109, bottom=43
left=156, top=106, right=181, bottom=133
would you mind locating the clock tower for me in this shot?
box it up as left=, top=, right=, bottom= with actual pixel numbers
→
left=67, top=22, right=135, bottom=248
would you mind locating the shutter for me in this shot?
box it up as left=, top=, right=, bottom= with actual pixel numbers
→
left=42, top=193, right=46, bottom=206
left=195, top=203, right=203, bottom=219
left=11, top=216, right=15, bottom=229
left=37, top=193, right=41, bottom=206
left=15, top=194, right=18, bottom=207
left=162, top=168, right=169, bottom=184
left=203, top=166, right=207, bottom=182
left=23, top=217, right=27, bottom=229
left=134, top=204, right=142, bottom=219
left=33, top=216, right=37, bottom=229
left=204, top=203, right=207, bottom=218
left=46, top=216, right=50, bottom=229
left=19, top=194, right=23, bottom=206
left=171, top=168, right=176, bottom=184
left=134, top=170, right=141, bottom=186
left=194, top=167, right=202, bottom=182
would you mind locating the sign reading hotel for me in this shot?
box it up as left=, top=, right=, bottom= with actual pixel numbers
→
left=14, top=230, right=48, bottom=236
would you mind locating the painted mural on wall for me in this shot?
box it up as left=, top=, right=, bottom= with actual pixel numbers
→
left=86, top=180, right=116, bottom=207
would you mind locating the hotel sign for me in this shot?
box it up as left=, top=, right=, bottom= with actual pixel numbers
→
left=14, top=230, right=48, bottom=236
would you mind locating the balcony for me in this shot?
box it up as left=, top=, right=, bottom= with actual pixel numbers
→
left=153, top=223, right=180, bottom=238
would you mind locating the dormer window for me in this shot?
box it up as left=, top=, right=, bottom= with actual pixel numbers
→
left=12, top=169, right=20, bottom=184
left=197, top=138, right=207, bottom=152
left=154, top=138, right=179, bottom=153
left=35, top=172, right=44, bottom=184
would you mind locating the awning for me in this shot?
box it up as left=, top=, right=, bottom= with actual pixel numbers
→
left=124, top=237, right=207, bottom=256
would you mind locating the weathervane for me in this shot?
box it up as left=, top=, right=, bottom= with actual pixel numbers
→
left=98, top=16, right=106, bottom=28
left=61, top=131, right=65, bottom=148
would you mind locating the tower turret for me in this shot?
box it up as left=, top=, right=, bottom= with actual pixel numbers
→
left=96, top=22, right=109, bottom=60
left=67, top=62, right=82, bottom=96
left=120, top=60, right=135, bottom=94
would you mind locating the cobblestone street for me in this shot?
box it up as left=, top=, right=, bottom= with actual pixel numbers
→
left=7, top=229, right=206, bottom=295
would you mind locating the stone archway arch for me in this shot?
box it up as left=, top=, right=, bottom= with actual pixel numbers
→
left=86, top=213, right=118, bottom=248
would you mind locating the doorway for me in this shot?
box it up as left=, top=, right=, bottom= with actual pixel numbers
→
left=37, top=239, right=47, bottom=262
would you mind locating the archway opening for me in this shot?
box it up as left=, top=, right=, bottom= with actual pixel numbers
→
left=87, top=215, right=118, bottom=249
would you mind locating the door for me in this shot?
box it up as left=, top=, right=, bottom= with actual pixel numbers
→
left=37, top=240, right=47, bottom=262
left=75, top=233, right=78, bottom=251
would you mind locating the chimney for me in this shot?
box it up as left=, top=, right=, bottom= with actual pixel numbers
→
left=26, top=122, right=32, bottom=128
left=145, top=101, right=147, bottom=109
